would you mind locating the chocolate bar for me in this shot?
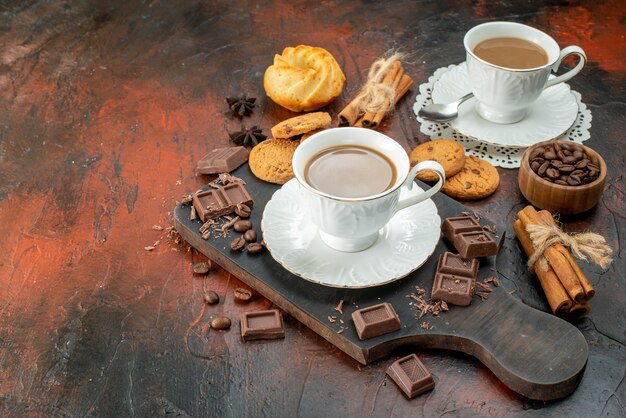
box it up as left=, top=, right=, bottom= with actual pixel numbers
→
left=456, top=231, right=498, bottom=258
left=191, top=182, right=254, bottom=222
left=240, top=309, right=285, bottom=341
left=442, top=215, right=498, bottom=258
left=431, top=273, right=474, bottom=306
left=192, top=189, right=231, bottom=222
left=386, top=354, right=435, bottom=398
left=197, top=146, right=249, bottom=174
left=352, top=302, right=401, bottom=340
left=437, top=251, right=479, bottom=279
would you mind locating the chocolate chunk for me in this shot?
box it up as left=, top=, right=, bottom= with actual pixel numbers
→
left=240, top=309, right=285, bottom=341
left=196, top=146, right=249, bottom=174
left=351, top=302, right=401, bottom=340
left=386, top=354, right=435, bottom=398
left=431, top=273, right=474, bottom=306
left=441, top=216, right=482, bottom=243
left=437, top=252, right=479, bottom=279
left=221, top=182, right=254, bottom=209
left=455, top=231, right=499, bottom=258
left=192, top=189, right=231, bottom=222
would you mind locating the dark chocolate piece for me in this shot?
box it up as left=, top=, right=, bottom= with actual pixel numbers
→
left=192, top=189, right=230, bottom=222
left=386, top=354, right=435, bottom=398
left=240, top=309, right=285, bottom=341
left=455, top=231, right=498, bottom=258
left=196, top=146, right=249, bottom=174
left=441, top=216, right=482, bottom=243
left=352, top=302, right=401, bottom=340
left=191, top=182, right=254, bottom=222
left=221, top=182, right=254, bottom=209
left=437, top=252, right=479, bottom=279
left=431, top=273, right=474, bottom=306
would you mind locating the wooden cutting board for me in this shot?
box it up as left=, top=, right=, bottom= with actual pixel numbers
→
left=173, top=164, right=587, bottom=401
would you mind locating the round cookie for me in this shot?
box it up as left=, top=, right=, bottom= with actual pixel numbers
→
left=409, top=139, right=465, bottom=182
left=299, top=128, right=325, bottom=144
left=249, top=138, right=300, bottom=184
left=441, top=156, right=499, bottom=200
left=271, top=112, right=331, bottom=139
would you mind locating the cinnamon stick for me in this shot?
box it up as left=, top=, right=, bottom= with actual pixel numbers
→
left=514, top=220, right=572, bottom=315
left=368, top=74, right=414, bottom=128
left=362, top=61, right=403, bottom=127
left=568, top=302, right=591, bottom=319
left=338, top=94, right=364, bottom=127
left=518, top=206, right=586, bottom=303
left=537, top=210, right=595, bottom=300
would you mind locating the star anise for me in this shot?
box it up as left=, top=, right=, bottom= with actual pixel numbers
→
left=229, top=126, right=267, bottom=147
left=226, top=94, right=256, bottom=117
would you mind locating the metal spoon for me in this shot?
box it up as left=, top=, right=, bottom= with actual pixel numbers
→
left=418, top=92, right=474, bottom=122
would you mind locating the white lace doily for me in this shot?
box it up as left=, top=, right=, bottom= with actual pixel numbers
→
left=413, top=64, right=592, bottom=169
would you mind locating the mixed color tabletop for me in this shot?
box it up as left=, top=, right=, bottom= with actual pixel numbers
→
left=0, top=1, right=624, bottom=416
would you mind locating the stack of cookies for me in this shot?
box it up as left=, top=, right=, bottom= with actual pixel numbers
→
left=249, top=112, right=332, bottom=184
left=409, top=139, right=499, bottom=200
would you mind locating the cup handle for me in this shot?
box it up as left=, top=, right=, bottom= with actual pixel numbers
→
left=395, top=160, right=445, bottom=213
left=544, top=46, right=586, bottom=89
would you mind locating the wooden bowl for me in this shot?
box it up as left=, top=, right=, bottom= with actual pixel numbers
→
left=518, top=140, right=606, bottom=215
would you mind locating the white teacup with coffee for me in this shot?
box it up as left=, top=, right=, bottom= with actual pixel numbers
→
left=465, top=21, right=586, bottom=124
left=292, top=128, right=445, bottom=252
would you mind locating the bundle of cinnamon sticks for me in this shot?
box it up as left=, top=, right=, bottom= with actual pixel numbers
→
left=514, top=206, right=594, bottom=319
left=338, top=59, right=413, bottom=129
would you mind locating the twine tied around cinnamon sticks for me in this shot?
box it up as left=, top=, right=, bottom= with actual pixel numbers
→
left=526, top=222, right=613, bottom=273
left=338, top=52, right=413, bottom=128
left=514, top=205, right=613, bottom=319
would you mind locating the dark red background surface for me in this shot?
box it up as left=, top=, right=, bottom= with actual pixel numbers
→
left=0, top=1, right=624, bottom=416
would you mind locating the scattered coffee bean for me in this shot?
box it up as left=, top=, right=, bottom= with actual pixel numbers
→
left=204, top=291, right=219, bottom=305
left=233, top=220, right=252, bottom=232
left=247, top=242, right=264, bottom=254
left=210, top=316, right=231, bottom=330
left=193, top=261, right=211, bottom=275
left=231, top=237, right=246, bottom=251
left=530, top=141, right=602, bottom=187
left=234, top=287, right=252, bottom=302
left=235, top=203, right=252, bottom=218
left=243, top=229, right=257, bottom=242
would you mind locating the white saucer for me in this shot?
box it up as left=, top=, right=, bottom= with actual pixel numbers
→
left=261, top=179, right=441, bottom=288
left=431, top=63, right=579, bottom=148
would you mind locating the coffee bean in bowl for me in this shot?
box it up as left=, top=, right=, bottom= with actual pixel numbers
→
left=519, top=140, right=606, bottom=215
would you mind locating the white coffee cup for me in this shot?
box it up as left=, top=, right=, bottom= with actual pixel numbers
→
left=292, top=127, right=445, bottom=252
left=464, top=21, right=586, bottom=124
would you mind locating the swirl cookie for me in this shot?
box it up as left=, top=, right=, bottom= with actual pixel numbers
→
left=249, top=138, right=300, bottom=184
left=409, top=139, right=465, bottom=182
left=271, top=112, right=331, bottom=139
left=441, top=156, right=499, bottom=200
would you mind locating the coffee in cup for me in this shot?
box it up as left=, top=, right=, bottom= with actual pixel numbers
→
left=292, top=128, right=445, bottom=252
left=464, top=22, right=586, bottom=124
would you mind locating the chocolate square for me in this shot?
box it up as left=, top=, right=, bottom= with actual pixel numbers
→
left=386, top=354, right=435, bottom=398
left=196, top=146, right=249, bottom=174
left=240, top=309, right=285, bottom=341
left=431, top=273, right=474, bottom=306
left=441, top=216, right=482, bottom=245
left=221, top=182, right=254, bottom=208
left=192, top=189, right=231, bottom=222
left=437, top=252, right=479, bottom=279
left=352, top=302, right=401, bottom=340
left=455, top=231, right=498, bottom=258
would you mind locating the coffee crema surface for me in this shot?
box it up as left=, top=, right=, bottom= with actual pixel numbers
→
left=473, top=37, right=548, bottom=69
left=304, top=145, right=397, bottom=198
